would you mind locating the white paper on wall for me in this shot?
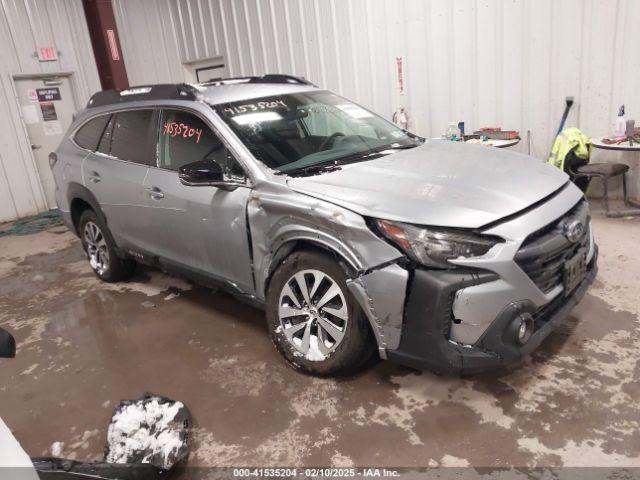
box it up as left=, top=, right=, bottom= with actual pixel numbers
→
left=21, top=104, right=39, bottom=125
left=43, top=120, right=63, bottom=136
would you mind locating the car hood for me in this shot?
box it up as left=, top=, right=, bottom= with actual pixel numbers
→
left=286, top=140, right=568, bottom=228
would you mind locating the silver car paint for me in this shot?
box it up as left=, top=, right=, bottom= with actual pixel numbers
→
left=82, top=152, right=151, bottom=250
left=286, top=140, right=568, bottom=228
left=245, top=179, right=405, bottom=292
left=141, top=167, right=255, bottom=292
left=53, top=82, right=591, bottom=360
left=54, top=140, right=87, bottom=220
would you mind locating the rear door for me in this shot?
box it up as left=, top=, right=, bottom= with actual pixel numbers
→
left=141, top=108, right=254, bottom=292
left=82, top=109, right=159, bottom=251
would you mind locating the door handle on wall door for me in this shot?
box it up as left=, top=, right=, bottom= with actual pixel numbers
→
left=88, top=171, right=101, bottom=183
left=145, top=186, right=164, bottom=200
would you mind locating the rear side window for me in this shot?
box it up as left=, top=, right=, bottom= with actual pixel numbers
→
left=109, top=110, right=158, bottom=165
left=97, top=115, right=115, bottom=155
left=74, top=115, right=111, bottom=151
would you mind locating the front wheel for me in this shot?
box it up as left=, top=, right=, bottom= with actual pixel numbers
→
left=266, top=250, right=376, bottom=376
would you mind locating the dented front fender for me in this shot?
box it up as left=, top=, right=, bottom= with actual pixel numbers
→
left=247, top=181, right=407, bottom=355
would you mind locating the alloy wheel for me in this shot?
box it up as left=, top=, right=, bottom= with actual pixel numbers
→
left=278, top=269, right=348, bottom=361
left=83, top=221, right=110, bottom=276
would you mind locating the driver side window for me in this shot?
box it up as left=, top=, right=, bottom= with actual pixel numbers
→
left=159, top=110, right=245, bottom=180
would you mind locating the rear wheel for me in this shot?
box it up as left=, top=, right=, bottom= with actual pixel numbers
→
left=266, top=250, right=375, bottom=376
left=78, top=209, right=135, bottom=282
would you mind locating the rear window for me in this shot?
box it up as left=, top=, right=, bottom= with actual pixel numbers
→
left=73, top=115, right=111, bottom=151
left=109, top=110, right=158, bottom=165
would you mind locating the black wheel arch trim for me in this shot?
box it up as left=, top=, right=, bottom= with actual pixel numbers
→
left=67, top=182, right=108, bottom=235
left=67, top=182, right=124, bottom=258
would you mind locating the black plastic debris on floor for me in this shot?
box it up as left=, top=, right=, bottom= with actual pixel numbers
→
left=33, top=393, right=191, bottom=480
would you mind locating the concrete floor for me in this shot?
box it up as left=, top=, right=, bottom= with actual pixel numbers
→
left=0, top=205, right=639, bottom=470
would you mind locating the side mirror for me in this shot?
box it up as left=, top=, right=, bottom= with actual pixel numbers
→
left=179, top=160, right=224, bottom=186
left=0, top=327, right=16, bottom=358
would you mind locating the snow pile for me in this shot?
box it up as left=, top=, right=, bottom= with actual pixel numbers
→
left=306, top=334, right=326, bottom=362
left=50, top=441, right=64, bottom=457
left=105, top=395, right=190, bottom=470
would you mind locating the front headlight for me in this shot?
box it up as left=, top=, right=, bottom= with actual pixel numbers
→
left=376, top=219, right=502, bottom=268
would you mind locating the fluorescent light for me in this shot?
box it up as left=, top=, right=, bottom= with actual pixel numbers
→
left=232, top=111, right=283, bottom=125
left=120, top=87, right=152, bottom=96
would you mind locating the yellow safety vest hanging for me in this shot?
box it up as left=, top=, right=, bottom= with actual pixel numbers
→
left=547, top=128, right=591, bottom=172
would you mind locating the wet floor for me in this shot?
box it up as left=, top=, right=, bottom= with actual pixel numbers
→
left=0, top=206, right=639, bottom=469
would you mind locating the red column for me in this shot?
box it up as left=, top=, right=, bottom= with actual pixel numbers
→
left=82, top=0, right=129, bottom=90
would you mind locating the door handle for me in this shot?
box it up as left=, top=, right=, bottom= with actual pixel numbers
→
left=145, top=186, right=164, bottom=200
left=31, top=144, right=42, bottom=150
left=88, top=171, right=101, bottom=183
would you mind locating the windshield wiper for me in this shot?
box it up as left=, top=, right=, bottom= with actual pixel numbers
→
left=281, top=150, right=377, bottom=176
left=284, top=162, right=343, bottom=177
left=280, top=140, right=423, bottom=176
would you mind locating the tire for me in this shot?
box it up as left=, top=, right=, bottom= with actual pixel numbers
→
left=266, top=250, right=376, bottom=376
left=78, top=209, right=135, bottom=283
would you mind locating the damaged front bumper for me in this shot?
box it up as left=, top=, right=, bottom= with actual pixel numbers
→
left=346, top=240, right=598, bottom=374
left=379, top=249, right=597, bottom=375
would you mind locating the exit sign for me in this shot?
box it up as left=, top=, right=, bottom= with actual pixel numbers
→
left=37, top=47, right=58, bottom=62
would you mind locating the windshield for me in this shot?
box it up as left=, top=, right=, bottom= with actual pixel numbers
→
left=215, top=90, right=421, bottom=174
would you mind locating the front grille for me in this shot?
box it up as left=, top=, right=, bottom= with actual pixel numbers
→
left=515, top=200, right=590, bottom=293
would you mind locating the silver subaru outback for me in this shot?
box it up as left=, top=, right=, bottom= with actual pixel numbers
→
left=51, top=75, right=597, bottom=376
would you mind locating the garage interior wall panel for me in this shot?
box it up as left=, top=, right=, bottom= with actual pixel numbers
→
left=1, top=0, right=638, bottom=222
left=0, top=0, right=101, bottom=223
left=113, top=0, right=639, bottom=164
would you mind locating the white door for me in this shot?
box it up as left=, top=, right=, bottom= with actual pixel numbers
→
left=14, top=76, right=77, bottom=208
left=182, top=56, right=226, bottom=83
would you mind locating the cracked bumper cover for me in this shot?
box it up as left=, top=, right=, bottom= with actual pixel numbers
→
left=384, top=247, right=598, bottom=375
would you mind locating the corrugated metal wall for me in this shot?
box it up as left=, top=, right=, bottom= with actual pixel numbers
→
left=1, top=0, right=637, bottom=222
left=114, top=0, right=640, bottom=162
left=0, top=0, right=100, bottom=223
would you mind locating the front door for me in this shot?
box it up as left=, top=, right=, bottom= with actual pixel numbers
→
left=142, top=109, right=254, bottom=293
left=14, top=76, right=77, bottom=207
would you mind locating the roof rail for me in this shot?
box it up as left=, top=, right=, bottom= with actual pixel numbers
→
left=200, top=74, right=317, bottom=87
left=86, top=83, right=202, bottom=108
